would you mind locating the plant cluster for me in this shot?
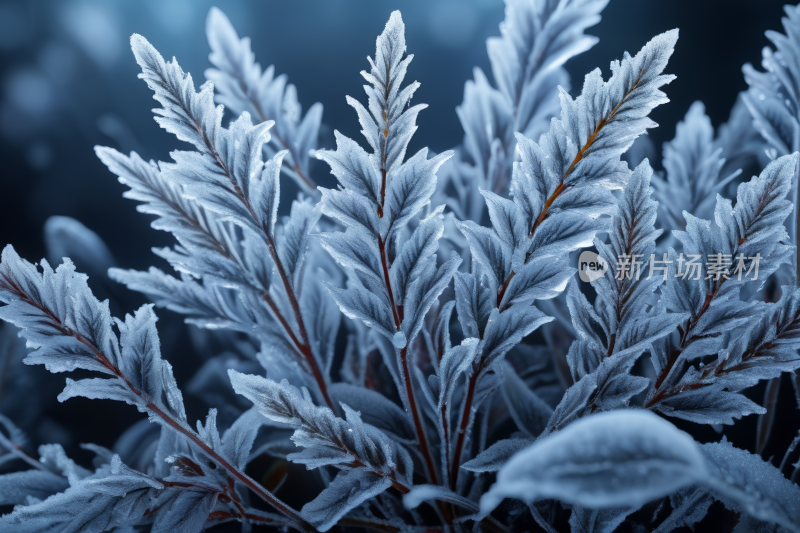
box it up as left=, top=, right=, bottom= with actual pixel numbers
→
left=1, top=2, right=800, bottom=532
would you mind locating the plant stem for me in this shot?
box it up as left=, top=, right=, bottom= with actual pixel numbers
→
left=450, top=372, right=477, bottom=491
left=194, top=119, right=333, bottom=410
left=10, top=287, right=311, bottom=532
left=400, top=346, right=439, bottom=486
left=265, top=236, right=334, bottom=410
left=496, top=70, right=645, bottom=307
left=377, top=234, right=439, bottom=486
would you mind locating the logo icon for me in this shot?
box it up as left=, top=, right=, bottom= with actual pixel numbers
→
left=578, top=250, right=608, bottom=282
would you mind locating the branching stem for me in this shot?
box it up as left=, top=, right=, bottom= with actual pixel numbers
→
left=496, top=70, right=645, bottom=308
left=193, top=119, right=333, bottom=410
left=5, top=283, right=311, bottom=531
left=377, top=234, right=439, bottom=487
left=450, top=371, right=477, bottom=491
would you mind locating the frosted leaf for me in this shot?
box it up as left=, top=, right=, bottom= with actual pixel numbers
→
left=456, top=219, right=513, bottom=288
left=653, top=102, right=728, bottom=234
left=584, top=161, right=687, bottom=365
left=569, top=506, right=634, bottom=533
left=741, top=0, right=800, bottom=256
left=391, top=206, right=445, bottom=305
left=301, top=469, right=392, bottom=532
left=0, top=457, right=165, bottom=533
left=654, top=486, right=714, bottom=533
left=501, top=362, right=553, bottom=438
left=479, top=307, right=553, bottom=374
left=131, top=33, right=221, bottom=152
left=317, top=230, right=382, bottom=289
left=221, top=408, right=263, bottom=470
left=461, top=437, right=533, bottom=473
left=0, top=247, right=120, bottom=376
left=108, top=268, right=251, bottom=334
left=499, top=255, right=575, bottom=309
left=44, top=216, right=115, bottom=279
left=252, top=150, right=283, bottom=239
left=316, top=13, right=455, bottom=379
left=546, top=350, right=648, bottom=433
left=444, top=0, right=607, bottom=218
left=228, top=371, right=411, bottom=483
left=38, top=443, right=92, bottom=484
left=650, top=154, right=799, bottom=412
left=316, top=132, right=381, bottom=205
left=330, top=383, right=415, bottom=444
left=150, top=489, right=217, bottom=533
left=454, top=272, right=494, bottom=339
left=57, top=377, right=139, bottom=408
left=529, top=212, right=608, bottom=261
left=651, top=384, right=766, bottom=426
left=325, top=283, right=396, bottom=343
left=205, top=7, right=322, bottom=192
left=0, top=248, right=202, bottom=483
left=480, top=190, right=528, bottom=251
left=300, top=266, right=342, bottom=374
left=277, top=198, right=320, bottom=291
left=702, top=440, right=800, bottom=532
left=382, top=149, right=453, bottom=242
left=94, top=147, right=240, bottom=266
left=318, top=188, right=379, bottom=236
left=0, top=470, right=69, bottom=506
left=437, top=338, right=480, bottom=414
left=509, top=28, right=678, bottom=245
left=402, top=484, right=479, bottom=512
left=401, top=252, right=462, bottom=348
left=96, top=78, right=327, bottom=384
left=480, top=410, right=705, bottom=514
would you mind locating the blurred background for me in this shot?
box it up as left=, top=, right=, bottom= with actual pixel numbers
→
left=0, top=0, right=795, bottom=515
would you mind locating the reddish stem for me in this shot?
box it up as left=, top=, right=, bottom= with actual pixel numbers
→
left=193, top=118, right=333, bottom=411
left=378, top=168, right=387, bottom=218
left=496, top=272, right=515, bottom=309
left=496, top=70, right=646, bottom=308
left=400, top=345, right=439, bottom=486
left=376, top=233, right=439, bottom=486
left=450, top=372, right=477, bottom=491
left=529, top=183, right=568, bottom=238
left=265, top=236, right=334, bottom=410
left=606, top=334, right=617, bottom=358
left=378, top=235, right=402, bottom=329
left=649, top=288, right=718, bottom=404
left=4, top=283, right=309, bottom=531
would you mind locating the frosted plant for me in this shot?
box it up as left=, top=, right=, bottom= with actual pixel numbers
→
left=438, top=0, right=610, bottom=225
left=1, top=3, right=800, bottom=533
left=653, top=102, right=736, bottom=238
left=744, top=4, right=800, bottom=278
left=205, top=7, right=323, bottom=193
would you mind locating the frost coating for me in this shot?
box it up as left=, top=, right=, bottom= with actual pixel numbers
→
left=480, top=410, right=706, bottom=513
left=1, top=3, right=800, bottom=533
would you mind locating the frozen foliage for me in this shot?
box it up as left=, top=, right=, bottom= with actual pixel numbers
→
left=205, top=7, right=323, bottom=193
left=3, top=2, right=800, bottom=533
left=744, top=4, right=800, bottom=276
left=439, top=0, right=608, bottom=222
left=653, top=102, right=737, bottom=238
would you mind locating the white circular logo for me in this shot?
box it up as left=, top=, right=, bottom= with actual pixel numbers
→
left=578, top=250, right=608, bottom=282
